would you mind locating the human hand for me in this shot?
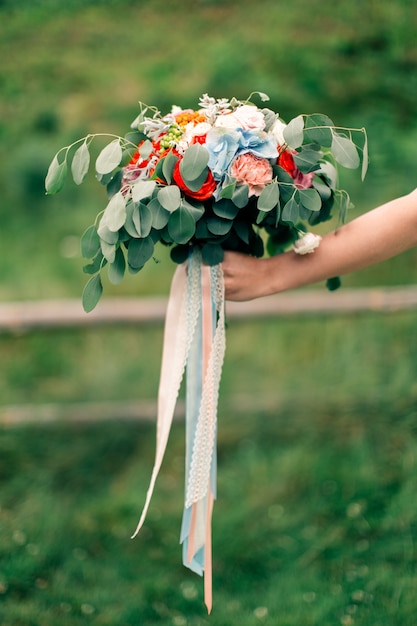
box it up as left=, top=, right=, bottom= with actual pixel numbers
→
left=222, top=251, right=272, bottom=301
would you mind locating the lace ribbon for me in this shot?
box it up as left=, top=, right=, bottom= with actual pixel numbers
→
left=132, top=249, right=226, bottom=614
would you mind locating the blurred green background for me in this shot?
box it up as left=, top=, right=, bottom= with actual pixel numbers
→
left=1, top=1, right=417, bottom=624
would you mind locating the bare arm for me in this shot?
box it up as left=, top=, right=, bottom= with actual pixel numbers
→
left=222, top=188, right=417, bottom=301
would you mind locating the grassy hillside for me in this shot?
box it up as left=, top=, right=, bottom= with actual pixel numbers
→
left=1, top=0, right=417, bottom=301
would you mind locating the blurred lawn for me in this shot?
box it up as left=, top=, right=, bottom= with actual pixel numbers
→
left=1, top=0, right=417, bottom=624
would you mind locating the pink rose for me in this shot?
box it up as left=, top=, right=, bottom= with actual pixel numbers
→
left=230, top=152, right=273, bottom=197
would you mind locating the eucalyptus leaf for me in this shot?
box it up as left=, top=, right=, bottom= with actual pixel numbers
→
left=128, top=236, right=154, bottom=269
left=361, top=133, right=369, bottom=181
left=206, top=216, right=233, bottom=236
left=182, top=166, right=209, bottom=192
left=98, top=220, right=119, bottom=244
left=100, top=240, right=117, bottom=263
left=213, top=198, right=240, bottom=219
left=201, top=243, right=224, bottom=266
left=170, top=244, right=190, bottom=264
left=232, top=184, right=249, bottom=209
left=304, top=114, right=334, bottom=147
left=219, top=178, right=237, bottom=200
left=181, top=198, right=205, bottom=220
left=162, top=150, right=179, bottom=184
left=331, top=133, right=360, bottom=169
left=282, top=196, right=300, bottom=224
left=108, top=247, right=126, bottom=284
left=233, top=220, right=250, bottom=244
left=257, top=181, right=279, bottom=212
left=139, top=139, right=153, bottom=160
left=283, top=115, right=304, bottom=149
left=71, top=141, right=90, bottom=185
left=158, top=185, right=181, bottom=212
left=81, top=225, right=100, bottom=259
left=293, top=148, right=321, bottom=173
left=124, top=201, right=140, bottom=238
left=83, top=251, right=105, bottom=275
left=45, top=154, right=68, bottom=194
left=82, top=274, right=103, bottom=313
left=168, top=206, right=196, bottom=244
left=149, top=197, right=170, bottom=230
left=180, top=143, right=209, bottom=181
left=298, top=188, right=322, bottom=212
left=133, top=202, right=152, bottom=237
left=102, top=191, right=126, bottom=232
left=132, top=180, right=156, bottom=203
left=95, top=140, right=123, bottom=175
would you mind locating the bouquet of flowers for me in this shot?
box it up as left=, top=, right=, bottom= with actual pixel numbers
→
left=45, top=93, right=367, bottom=612
left=46, top=92, right=367, bottom=311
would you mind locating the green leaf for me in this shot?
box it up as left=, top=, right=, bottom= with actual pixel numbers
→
left=71, top=141, right=90, bottom=185
left=95, top=140, right=123, bottom=175
left=168, top=206, right=196, bottom=244
left=361, top=132, right=369, bottom=181
left=304, top=114, right=334, bottom=147
left=132, top=202, right=153, bottom=238
left=180, top=143, right=209, bottom=181
left=206, top=216, right=233, bottom=236
left=182, top=166, right=209, bottom=192
left=45, top=153, right=68, bottom=194
left=98, top=220, right=119, bottom=244
left=108, top=246, right=126, bottom=284
left=201, top=243, right=224, bottom=266
left=233, top=220, right=250, bottom=244
left=124, top=201, right=140, bottom=238
left=282, top=196, right=299, bottom=224
left=81, top=225, right=100, bottom=259
left=170, top=244, right=190, bottom=264
left=298, top=188, right=322, bottom=212
left=82, top=274, right=103, bottom=313
left=331, top=133, right=360, bottom=169
left=100, top=240, right=117, bottom=263
left=181, top=198, right=205, bottom=220
left=131, top=180, right=156, bottom=202
left=83, top=251, right=105, bottom=275
left=293, top=148, right=321, bottom=173
left=213, top=198, right=240, bottom=219
left=232, top=184, right=249, bottom=208
left=161, top=150, right=179, bottom=184
left=158, top=185, right=181, bottom=212
left=219, top=176, right=237, bottom=200
left=257, top=181, right=280, bottom=212
left=283, top=115, right=304, bottom=149
left=128, top=236, right=154, bottom=269
left=149, top=197, right=170, bottom=230
left=102, top=191, right=126, bottom=232
left=326, top=276, right=341, bottom=291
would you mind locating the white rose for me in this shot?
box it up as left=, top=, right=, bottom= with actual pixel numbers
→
left=232, top=105, right=266, bottom=131
left=293, top=233, right=322, bottom=255
left=270, top=118, right=287, bottom=146
left=214, top=111, right=241, bottom=130
left=215, top=105, right=266, bottom=131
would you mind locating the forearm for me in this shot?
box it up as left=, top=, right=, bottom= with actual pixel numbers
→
left=223, top=188, right=417, bottom=300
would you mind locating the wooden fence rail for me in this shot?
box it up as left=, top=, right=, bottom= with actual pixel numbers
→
left=1, top=285, right=417, bottom=333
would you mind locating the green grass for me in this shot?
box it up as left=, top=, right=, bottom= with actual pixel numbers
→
left=1, top=310, right=417, bottom=624
left=1, top=397, right=417, bottom=625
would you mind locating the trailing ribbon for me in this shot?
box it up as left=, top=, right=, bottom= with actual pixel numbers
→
left=132, top=249, right=226, bottom=614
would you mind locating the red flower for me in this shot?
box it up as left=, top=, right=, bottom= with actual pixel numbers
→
left=277, top=149, right=296, bottom=177
left=172, top=159, right=216, bottom=201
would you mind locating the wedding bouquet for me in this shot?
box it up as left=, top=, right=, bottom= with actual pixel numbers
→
left=46, top=92, right=367, bottom=311
left=45, top=93, right=367, bottom=612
